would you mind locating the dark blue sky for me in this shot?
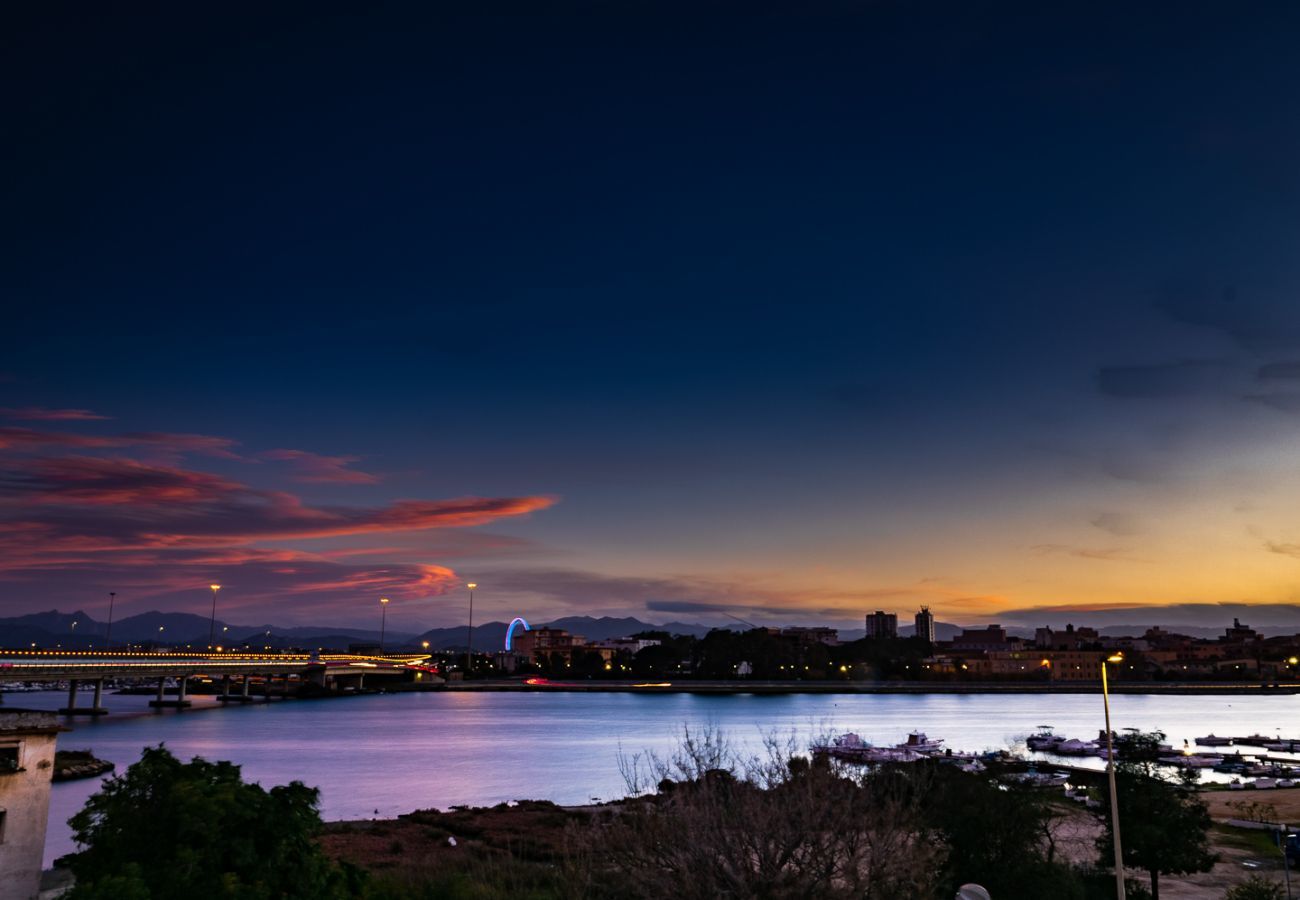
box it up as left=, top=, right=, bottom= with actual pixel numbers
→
left=5, top=2, right=1300, bottom=630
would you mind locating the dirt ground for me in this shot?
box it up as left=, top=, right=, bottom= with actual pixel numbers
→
left=1049, top=787, right=1300, bottom=899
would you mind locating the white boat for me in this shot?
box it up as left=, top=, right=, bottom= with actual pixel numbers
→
left=896, top=731, right=944, bottom=754
left=812, top=732, right=875, bottom=761
left=1279, top=779, right=1296, bottom=788
left=1229, top=779, right=1245, bottom=790
left=1253, top=778, right=1278, bottom=790
left=1055, top=739, right=1099, bottom=756
left=1195, top=734, right=1234, bottom=747
left=1027, top=727, right=1062, bottom=751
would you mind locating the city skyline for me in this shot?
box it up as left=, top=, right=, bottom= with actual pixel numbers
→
left=8, top=5, right=1300, bottom=630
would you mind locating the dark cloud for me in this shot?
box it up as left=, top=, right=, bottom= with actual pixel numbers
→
left=1157, top=287, right=1300, bottom=351
left=1000, top=602, right=1300, bottom=629
left=645, top=599, right=842, bottom=619
left=469, top=567, right=869, bottom=624
left=1090, top=512, right=1141, bottom=536
left=1030, top=544, right=1138, bottom=562
left=1244, top=393, right=1300, bottom=414
left=1257, top=361, right=1300, bottom=380
left=1095, top=360, right=1230, bottom=398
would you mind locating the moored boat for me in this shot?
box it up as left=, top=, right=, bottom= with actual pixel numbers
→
left=1026, top=726, right=1062, bottom=751
left=896, top=731, right=944, bottom=754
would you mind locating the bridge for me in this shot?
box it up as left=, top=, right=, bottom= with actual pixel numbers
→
left=0, top=650, right=437, bottom=714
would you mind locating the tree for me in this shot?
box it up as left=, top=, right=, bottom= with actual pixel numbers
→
left=67, top=745, right=361, bottom=899
left=1095, top=731, right=1216, bottom=900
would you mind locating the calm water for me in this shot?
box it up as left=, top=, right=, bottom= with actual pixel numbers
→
left=14, top=688, right=1300, bottom=866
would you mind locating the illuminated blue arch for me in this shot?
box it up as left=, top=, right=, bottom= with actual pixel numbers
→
left=504, top=617, right=531, bottom=651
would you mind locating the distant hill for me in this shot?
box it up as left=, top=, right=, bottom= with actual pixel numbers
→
left=0, top=609, right=417, bottom=651
left=417, top=621, right=509, bottom=652
left=1, top=608, right=1281, bottom=653
left=415, top=616, right=728, bottom=652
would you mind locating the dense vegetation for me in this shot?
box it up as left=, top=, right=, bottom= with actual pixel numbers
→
left=65, top=732, right=1227, bottom=899
left=65, top=746, right=361, bottom=899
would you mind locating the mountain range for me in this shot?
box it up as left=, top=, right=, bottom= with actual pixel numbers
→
left=0, top=609, right=1271, bottom=653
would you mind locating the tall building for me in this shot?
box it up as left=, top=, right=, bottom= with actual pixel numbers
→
left=914, top=606, right=935, bottom=645
left=865, top=610, right=898, bottom=640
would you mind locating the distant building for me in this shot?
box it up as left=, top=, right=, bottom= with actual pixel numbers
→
left=594, top=637, right=661, bottom=655
left=0, top=711, right=61, bottom=900
left=865, top=610, right=898, bottom=640
left=511, top=627, right=585, bottom=662
left=1223, top=618, right=1260, bottom=643
left=1034, top=624, right=1099, bottom=651
left=975, top=649, right=1110, bottom=681
left=914, top=607, right=935, bottom=645
left=779, top=627, right=840, bottom=646
left=951, top=625, right=1015, bottom=652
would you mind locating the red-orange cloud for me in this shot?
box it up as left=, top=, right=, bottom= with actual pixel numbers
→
left=0, top=420, right=556, bottom=617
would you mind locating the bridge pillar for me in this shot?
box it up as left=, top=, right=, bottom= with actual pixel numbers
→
left=149, top=675, right=192, bottom=709
left=60, top=676, right=105, bottom=715
left=59, top=679, right=78, bottom=714
left=218, top=674, right=231, bottom=702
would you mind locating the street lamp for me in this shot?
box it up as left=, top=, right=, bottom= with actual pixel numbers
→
left=207, top=584, right=222, bottom=650
left=1102, top=652, right=1127, bottom=900
left=379, top=598, right=390, bottom=652
left=465, top=583, right=478, bottom=676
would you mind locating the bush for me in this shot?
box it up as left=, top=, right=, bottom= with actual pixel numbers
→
left=1224, top=876, right=1287, bottom=900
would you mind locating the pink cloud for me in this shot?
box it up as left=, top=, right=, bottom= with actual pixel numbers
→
left=0, top=407, right=110, bottom=421
left=260, top=449, right=379, bottom=484
left=0, top=413, right=556, bottom=620
left=0, top=427, right=240, bottom=458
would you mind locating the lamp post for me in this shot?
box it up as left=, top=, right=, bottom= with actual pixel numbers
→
left=1102, top=652, right=1126, bottom=900
left=465, top=583, right=477, bottom=676
left=207, top=584, right=222, bottom=650
left=379, top=598, right=390, bottom=652
left=105, top=592, right=116, bottom=650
